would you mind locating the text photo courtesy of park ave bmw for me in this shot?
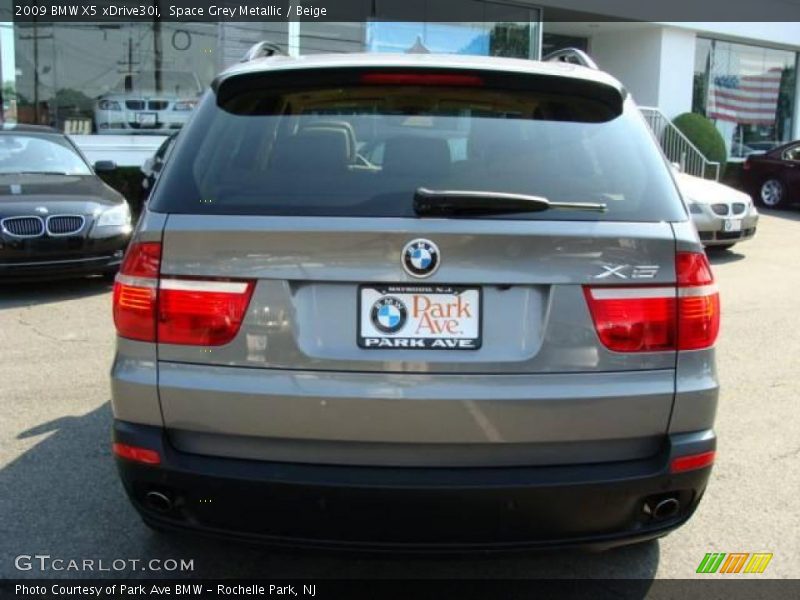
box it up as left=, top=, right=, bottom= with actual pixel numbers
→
left=1, top=0, right=800, bottom=597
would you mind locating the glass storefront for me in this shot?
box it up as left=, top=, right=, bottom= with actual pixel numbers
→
left=0, top=5, right=541, bottom=136
left=694, top=37, right=797, bottom=158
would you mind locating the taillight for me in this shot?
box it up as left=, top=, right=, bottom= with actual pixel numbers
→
left=157, top=279, right=254, bottom=346
left=112, top=442, right=161, bottom=465
left=670, top=450, right=716, bottom=473
left=113, top=242, right=161, bottom=342
left=360, top=72, right=484, bottom=87
left=584, top=252, right=719, bottom=353
left=112, top=241, right=255, bottom=346
left=675, top=252, right=720, bottom=351
left=583, top=287, right=676, bottom=352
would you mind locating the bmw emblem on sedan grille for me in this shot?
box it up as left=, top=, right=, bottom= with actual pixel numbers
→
left=402, top=239, right=440, bottom=278
left=370, top=296, right=408, bottom=334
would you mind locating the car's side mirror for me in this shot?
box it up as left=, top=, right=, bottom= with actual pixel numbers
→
left=94, top=160, right=117, bottom=172
left=671, top=162, right=683, bottom=173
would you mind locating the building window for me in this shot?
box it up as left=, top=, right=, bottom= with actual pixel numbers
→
left=2, top=10, right=542, bottom=136
left=365, top=20, right=538, bottom=58
left=9, top=22, right=221, bottom=134
left=693, top=37, right=797, bottom=158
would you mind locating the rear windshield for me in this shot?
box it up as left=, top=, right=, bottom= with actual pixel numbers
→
left=152, top=72, right=685, bottom=221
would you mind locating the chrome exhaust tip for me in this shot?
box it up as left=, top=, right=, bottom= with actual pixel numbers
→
left=144, top=490, right=173, bottom=513
left=651, top=497, right=680, bottom=521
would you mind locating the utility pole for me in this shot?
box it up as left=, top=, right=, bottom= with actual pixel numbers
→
left=33, top=17, right=39, bottom=122
left=18, top=20, right=54, bottom=124
left=153, top=3, right=162, bottom=93
left=117, top=28, right=140, bottom=82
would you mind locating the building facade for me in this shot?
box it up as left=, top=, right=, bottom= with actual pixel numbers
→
left=1, top=7, right=798, bottom=163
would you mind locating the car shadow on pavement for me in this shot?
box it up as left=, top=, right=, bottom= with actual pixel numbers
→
left=1, top=403, right=659, bottom=590
left=0, top=277, right=113, bottom=310
left=705, top=247, right=746, bottom=265
left=757, top=207, right=800, bottom=221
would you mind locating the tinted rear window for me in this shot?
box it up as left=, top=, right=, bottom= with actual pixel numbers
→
left=152, top=70, right=685, bottom=221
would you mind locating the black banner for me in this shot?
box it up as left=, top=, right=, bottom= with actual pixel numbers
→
left=6, top=0, right=800, bottom=23
left=3, top=579, right=800, bottom=600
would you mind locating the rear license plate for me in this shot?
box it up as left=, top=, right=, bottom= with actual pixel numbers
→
left=137, top=112, right=157, bottom=127
left=723, top=219, right=742, bottom=232
left=358, top=285, right=481, bottom=350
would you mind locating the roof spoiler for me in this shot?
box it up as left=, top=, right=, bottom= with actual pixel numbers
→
left=543, top=48, right=598, bottom=70
left=240, top=41, right=286, bottom=63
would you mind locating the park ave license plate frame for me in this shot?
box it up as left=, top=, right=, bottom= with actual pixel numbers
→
left=358, top=285, right=482, bottom=350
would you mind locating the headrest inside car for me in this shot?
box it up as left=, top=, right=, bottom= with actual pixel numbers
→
left=382, top=136, right=451, bottom=176
left=270, top=129, right=350, bottom=173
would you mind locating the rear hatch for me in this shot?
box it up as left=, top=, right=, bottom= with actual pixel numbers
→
left=135, top=61, right=694, bottom=466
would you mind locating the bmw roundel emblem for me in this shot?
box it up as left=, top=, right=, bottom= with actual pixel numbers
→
left=401, top=239, right=440, bottom=278
left=370, top=296, right=407, bottom=334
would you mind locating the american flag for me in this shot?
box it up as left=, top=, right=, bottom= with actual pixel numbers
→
left=707, top=67, right=783, bottom=125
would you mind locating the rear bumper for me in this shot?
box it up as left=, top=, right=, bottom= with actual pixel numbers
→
left=114, top=420, right=715, bottom=551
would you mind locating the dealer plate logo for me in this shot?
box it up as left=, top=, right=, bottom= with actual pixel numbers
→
left=370, top=296, right=408, bottom=334
left=402, top=239, right=440, bottom=278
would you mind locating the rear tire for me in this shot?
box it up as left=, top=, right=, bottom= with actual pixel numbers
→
left=758, top=178, right=786, bottom=208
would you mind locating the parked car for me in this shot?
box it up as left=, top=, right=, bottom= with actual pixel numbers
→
left=742, top=140, right=800, bottom=208
left=94, top=70, right=201, bottom=135
left=0, top=124, right=131, bottom=281
left=730, top=141, right=758, bottom=158
left=745, top=140, right=783, bottom=153
left=111, top=51, right=720, bottom=550
left=675, top=169, right=758, bottom=249
left=141, top=132, right=178, bottom=199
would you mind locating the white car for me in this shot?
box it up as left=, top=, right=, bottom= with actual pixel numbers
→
left=675, top=170, right=759, bottom=249
left=94, top=70, right=201, bottom=135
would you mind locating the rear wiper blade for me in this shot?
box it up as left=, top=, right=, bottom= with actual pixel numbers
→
left=413, top=188, right=607, bottom=216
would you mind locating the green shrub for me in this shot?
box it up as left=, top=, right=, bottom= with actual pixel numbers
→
left=672, top=112, right=727, bottom=174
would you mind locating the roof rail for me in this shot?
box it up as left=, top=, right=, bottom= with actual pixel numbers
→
left=543, top=48, right=598, bottom=70
left=240, top=41, right=286, bottom=63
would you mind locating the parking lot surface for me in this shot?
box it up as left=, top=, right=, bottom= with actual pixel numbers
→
left=1, top=209, right=798, bottom=580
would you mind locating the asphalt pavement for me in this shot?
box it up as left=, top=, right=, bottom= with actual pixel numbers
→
left=1, top=209, right=798, bottom=580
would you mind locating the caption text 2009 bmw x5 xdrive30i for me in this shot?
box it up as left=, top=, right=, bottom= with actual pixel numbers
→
left=110, top=51, right=720, bottom=550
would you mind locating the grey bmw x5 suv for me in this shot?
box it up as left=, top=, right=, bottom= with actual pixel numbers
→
left=110, top=51, right=720, bottom=550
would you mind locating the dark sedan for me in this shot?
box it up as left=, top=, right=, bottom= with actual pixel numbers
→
left=0, top=124, right=131, bottom=281
left=742, top=140, right=800, bottom=209
left=140, top=132, right=177, bottom=201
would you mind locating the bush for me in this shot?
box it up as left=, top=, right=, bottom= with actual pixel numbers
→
left=672, top=112, right=727, bottom=174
